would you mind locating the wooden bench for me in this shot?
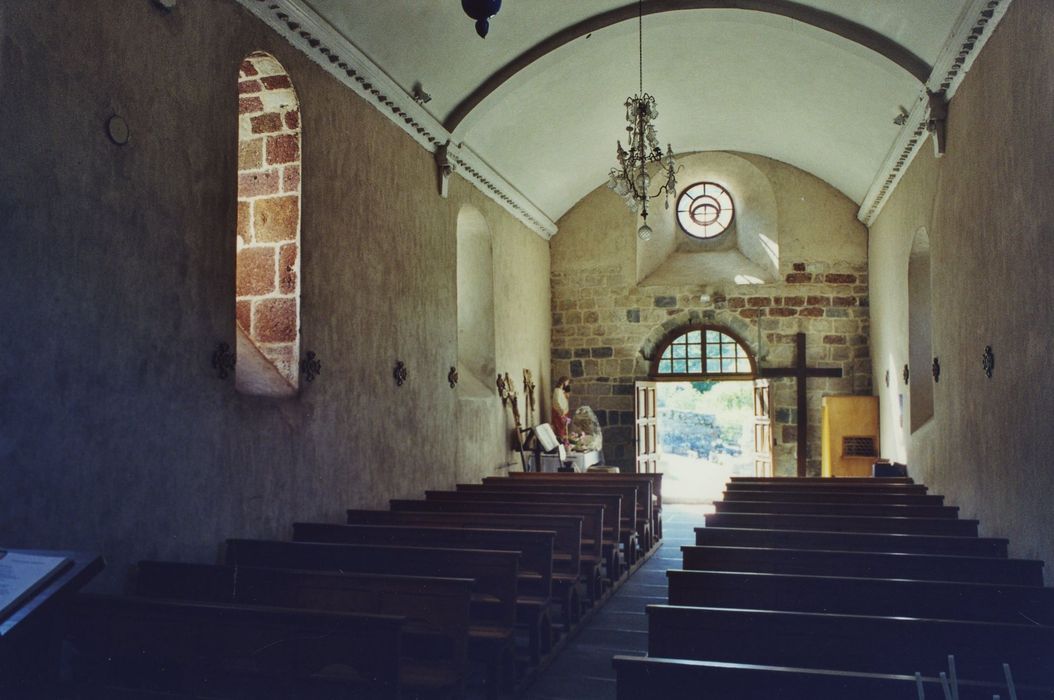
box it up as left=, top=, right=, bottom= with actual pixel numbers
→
left=695, top=525, right=1009, bottom=557
left=680, top=545, right=1045, bottom=585
left=726, top=481, right=929, bottom=495
left=721, top=488, right=945, bottom=505
left=447, top=486, right=632, bottom=572
left=134, top=561, right=471, bottom=697
left=704, top=511, right=979, bottom=536
left=667, top=568, right=1054, bottom=625
left=292, top=523, right=567, bottom=634
left=501, top=472, right=657, bottom=548
left=344, top=510, right=582, bottom=625
left=390, top=499, right=606, bottom=604
left=507, top=472, right=661, bottom=544
left=613, top=655, right=1054, bottom=700
left=713, top=499, right=959, bottom=519
left=646, top=603, right=1054, bottom=686
left=482, top=477, right=650, bottom=556
left=224, top=539, right=521, bottom=688
left=729, top=476, right=914, bottom=484
left=67, top=594, right=403, bottom=699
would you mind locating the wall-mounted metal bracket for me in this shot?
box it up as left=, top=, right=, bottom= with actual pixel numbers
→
left=932, top=356, right=941, bottom=383
left=448, top=366, right=459, bottom=389
left=300, top=351, right=322, bottom=383
left=394, top=360, right=408, bottom=387
left=212, top=342, right=236, bottom=380
left=982, top=345, right=994, bottom=378
left=903, top=364, right=910, bottom=385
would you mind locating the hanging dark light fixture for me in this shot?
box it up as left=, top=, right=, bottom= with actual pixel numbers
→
left=607, top=0, right=678, bottom=241
left=462, top=0, right=502, bottom=39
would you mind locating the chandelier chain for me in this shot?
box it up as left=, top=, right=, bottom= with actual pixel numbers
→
left=638, top=0, right=643, bottom=96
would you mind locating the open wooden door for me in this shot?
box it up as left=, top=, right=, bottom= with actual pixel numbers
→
left=753, top=378, right=773, bottom=477
left=634, top=381, right=658, bottom=474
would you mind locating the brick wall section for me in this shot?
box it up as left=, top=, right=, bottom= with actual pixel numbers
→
left=236, top=52, right=300, bottom=386
left=550, top=261, right=871, bottom=475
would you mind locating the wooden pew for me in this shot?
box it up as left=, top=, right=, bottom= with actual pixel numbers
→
left=713, top=499, right=959, bottom=519
left=704, top=511, right=979, bottom=536
left=485, top=477, right=651, bottom=554
left=667, top=569, right=1054, bottom=625
left=389, top=499, right=606, bottom=603
left=680, top=545, right=1045, bottom=585
left=344, top=510, right=583, bottom=625
left=501, top=472, right=657, bottom=548
left=726, top=481, right=929, bottom=495
left=427, top=489, right=626, bottom=574
left=722, top=488, right=945, bottom=505
left=695, top=526, right=1009, bottom=557
left=479, top=478, right=646, bottom=550
left=646, top=603, right=1054, bottom=687
left=449, top=485, right=634, bottom=571
left=613, top=655, right=1054, bottom=700
left=134, top=561, right=471, bottom=697
left=729, top=476, right=914, bottom=484
left=291, top=523, right=566, bottom=634
left=67, top=594, right=403, bottom=699
left=224, top=539, right=521, bottom=687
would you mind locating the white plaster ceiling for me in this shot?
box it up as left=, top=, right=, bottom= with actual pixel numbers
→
left=301, top=0, right=970, bottom=221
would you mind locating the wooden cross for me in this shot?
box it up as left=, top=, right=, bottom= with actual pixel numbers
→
left=759, top=332, right=842, bottom=476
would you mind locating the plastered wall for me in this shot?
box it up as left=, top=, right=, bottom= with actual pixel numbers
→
left=868, top=0, right=1054, bottom=578
left=551, top=153, right=869, bottom=474
left=0, top=1, right=550, bottom=590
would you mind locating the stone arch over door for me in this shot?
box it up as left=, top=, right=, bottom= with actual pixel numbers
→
left=638, top=310, right=758, bottom=370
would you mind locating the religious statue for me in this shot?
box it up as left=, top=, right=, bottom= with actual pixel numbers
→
left=570, top=405, right=603, bottom=452
left=551, top=376, right=572, bottom=444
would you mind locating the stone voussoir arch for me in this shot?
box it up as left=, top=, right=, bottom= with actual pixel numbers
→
left=637, top=309, right=757, bottom=372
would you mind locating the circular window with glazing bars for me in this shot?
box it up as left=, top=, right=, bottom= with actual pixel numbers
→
left=676, top=181, right=735, bottom=239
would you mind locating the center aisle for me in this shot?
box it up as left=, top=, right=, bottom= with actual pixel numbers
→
left=523, top=504, right=711, bottom=700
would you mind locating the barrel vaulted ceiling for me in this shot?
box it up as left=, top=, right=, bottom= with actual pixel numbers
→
left=254, top=0, right=1010, bottom=233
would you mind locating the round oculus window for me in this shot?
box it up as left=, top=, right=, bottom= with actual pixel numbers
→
left=676, top=182, right=734, bottom=239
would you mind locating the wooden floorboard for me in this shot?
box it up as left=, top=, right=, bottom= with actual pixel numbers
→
left=520, top=504, right=709, bottom=699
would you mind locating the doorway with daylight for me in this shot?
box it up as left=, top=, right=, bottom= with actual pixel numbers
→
left=635, top=325, right=772, bottom=505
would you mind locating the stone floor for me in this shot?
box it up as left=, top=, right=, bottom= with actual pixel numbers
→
left=522, top=504, right=712, bottom=700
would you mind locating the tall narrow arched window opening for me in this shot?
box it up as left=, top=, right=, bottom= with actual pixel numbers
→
left=908, top=227, right=933, bottom=430
left=456, top=206, right=496, bottom=398
left=235, top=52, right=301, bottom=397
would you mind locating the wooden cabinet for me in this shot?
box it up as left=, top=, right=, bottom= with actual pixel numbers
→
left=821, top=396, right=879, bottom=477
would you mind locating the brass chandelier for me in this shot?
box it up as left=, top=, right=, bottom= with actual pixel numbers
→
left=607, top=0, right=678, bottom=241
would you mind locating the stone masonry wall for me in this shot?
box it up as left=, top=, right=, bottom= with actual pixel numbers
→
left=236, top=52, right=301, bottom=387
left=550, top=261, right=871, bottom=475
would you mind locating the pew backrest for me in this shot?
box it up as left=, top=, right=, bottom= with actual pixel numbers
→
left=136, top=560, right=472, bottom=657
left=224, top=539, right=518, bottom=628
left=679, top=545, right=1045, bottom=585
left=666, top=568, right=1054, bottom=625
left=647, top=603, right=1054, bottom=686
left=68, top=593, right=403, bottom=698
left=695, top=526, right=1009, bottom=557
left=292, top=523, right=554, bottom=599
left=344, top=509, right=582, bottom=578
left=389, top=499, right=604, bottom=570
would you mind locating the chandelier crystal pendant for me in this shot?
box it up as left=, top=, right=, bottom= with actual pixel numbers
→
left=607, top=0, right=678, bottom=241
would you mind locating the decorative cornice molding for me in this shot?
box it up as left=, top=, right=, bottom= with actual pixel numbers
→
left=236, top=0, right=557, bottom=239
left=858, top=0, right=1012, bottom=226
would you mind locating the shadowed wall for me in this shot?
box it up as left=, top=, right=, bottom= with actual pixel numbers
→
left=0, top=0, right=550, bottom=590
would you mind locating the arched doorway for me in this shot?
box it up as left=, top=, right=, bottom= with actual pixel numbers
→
left=637, top=324, right=771, bottom=503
